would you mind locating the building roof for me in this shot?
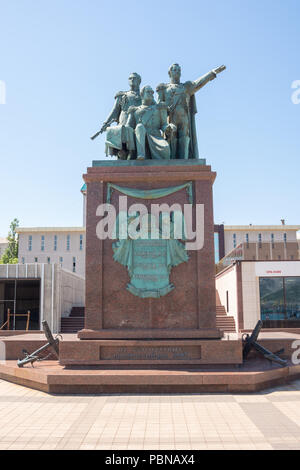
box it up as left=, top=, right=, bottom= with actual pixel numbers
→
left=0, top=237, right=8, bottom=244
left=16, top=227, right=85, bottom=233
left=224, top=225, right=300, bottom=231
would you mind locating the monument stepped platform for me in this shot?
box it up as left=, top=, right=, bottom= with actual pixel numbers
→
left=0, top=359, right=300, bottom=394
left=0, top=332, right=300, bottom=393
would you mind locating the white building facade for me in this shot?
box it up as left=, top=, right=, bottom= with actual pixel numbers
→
left=17, top=227, right=86, bottom=277
left=224, top=225, right=300, bottom=255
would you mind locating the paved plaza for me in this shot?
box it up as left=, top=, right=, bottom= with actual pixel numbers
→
left=0, top=379, right=300, bottom=450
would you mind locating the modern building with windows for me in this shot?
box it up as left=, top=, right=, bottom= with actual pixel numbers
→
left=216, top=225, right=300, bottom=269
left=216, top=260, right=300, bottom=331
left=223, top=225, right=300, bottom=260
left=16, top=227, right=86, bottom=277
left=0, top=187, right=87, bottom=333
left=0, top=263, right=84, bottom=333
left=215, top=225, right=300, bottom=332
left=15, top=184, right=87, bottom=277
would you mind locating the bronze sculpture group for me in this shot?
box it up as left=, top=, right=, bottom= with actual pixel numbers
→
left=91, top=63, right=226, bottom=160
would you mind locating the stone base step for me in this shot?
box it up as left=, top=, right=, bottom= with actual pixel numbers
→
left=61, top=317, right=84, bottom=333
left=0, top=360, right=299, bottom=394
left=59, top=338, right=242, bottom=367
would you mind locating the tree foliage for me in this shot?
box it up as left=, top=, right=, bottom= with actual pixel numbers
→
left=0, top=218, right=19, bottom=264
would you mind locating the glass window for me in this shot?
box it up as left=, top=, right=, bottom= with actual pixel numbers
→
left=47, top=257, right=50, bottom=264
left=28, top=235, right=32, bottom=251
left=260, top=277, right=300, bottom=322
left=73, top=257, right=76, bottom=273
left=54, top=235, right=57, bottom=251
left=285, top=277, right=300, bottom=320
left=233, top=233, right=236, bottom=248
left=66, top=235, right=70, bottom=251
left=41, top=235, right=45, bottom=251
left=258, top=233, right=262, bottom=248
left=214, top=233, right=219, bottom=263
left=59, top=257, right=63, bottom=267
left=80, top=234, right=83, bottom=251
left=283, top=233, right=287, bottom=244
left=34, top=257, right=38, bottom=263
left=259, top=277, right=285, bottom=320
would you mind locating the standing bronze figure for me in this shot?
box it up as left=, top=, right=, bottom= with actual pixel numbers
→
left=157, top=63, right=226, bottom=159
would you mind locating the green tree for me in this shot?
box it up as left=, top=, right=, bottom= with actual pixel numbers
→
left=0, top=218, right=19, bottom=264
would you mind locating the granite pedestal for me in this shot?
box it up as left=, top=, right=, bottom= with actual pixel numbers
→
left=60, top=160, right=242, bottom=366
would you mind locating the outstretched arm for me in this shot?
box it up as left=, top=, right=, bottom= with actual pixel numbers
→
left=191, top=65, right=226, bottom=94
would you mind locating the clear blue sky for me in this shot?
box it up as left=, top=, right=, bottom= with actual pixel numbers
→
left=0, top=0, right=299, bottom=237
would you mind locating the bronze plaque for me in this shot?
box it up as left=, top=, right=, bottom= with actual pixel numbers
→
left=100, top=346, right=201, bottom=361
